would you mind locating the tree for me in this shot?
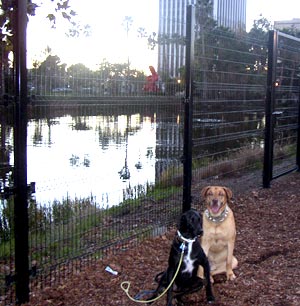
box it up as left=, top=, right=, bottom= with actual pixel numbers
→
left=246, top=16, right=270, bottom=77
left=68, top=63, right=92, bottom=93
left=194, top=0, right=217, bottom=99
left=280, top=27, right=300, bottom=39
left=196, top=0, right=216, bottom=31
left=0, top=0, right=89, bottom=95
left=249, top=15, right=272, bottom=36
left=34, top=54, right=67, bottom=94
left=96, top=60, right=146, bottom=96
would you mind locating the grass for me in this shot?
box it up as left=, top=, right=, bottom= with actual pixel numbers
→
left=194, top=145, right=264, bottom=180
left=0, top=181, right=181, bottom=264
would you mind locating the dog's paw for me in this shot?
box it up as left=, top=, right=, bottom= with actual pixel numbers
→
left=207, top=295, right=215, bottom=303
left=226, top=271, right=236, bottom=281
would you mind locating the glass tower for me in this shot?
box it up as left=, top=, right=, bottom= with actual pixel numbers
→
left=158, top=0, right=247, bottom=77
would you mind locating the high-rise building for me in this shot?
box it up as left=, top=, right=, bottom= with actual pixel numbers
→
left=213, top=0, right=246, bottom=32
left=158, top=0, right=196, bottom=79
left=158, top=0, right=247, bottom=78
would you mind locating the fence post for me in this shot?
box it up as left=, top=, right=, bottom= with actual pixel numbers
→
left=297, top=81, right=300, bottom=171
left=182, top=5, right=195, bottom=212
left=263, top=30, right=278, bottom=188
left=14, top=0, right=29, bottom=303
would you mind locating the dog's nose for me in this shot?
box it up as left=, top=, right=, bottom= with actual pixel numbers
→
left=212, top=199, right=218, bottom=205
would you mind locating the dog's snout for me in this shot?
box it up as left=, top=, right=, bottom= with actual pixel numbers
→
left=212, top=199, right=218, bottom=205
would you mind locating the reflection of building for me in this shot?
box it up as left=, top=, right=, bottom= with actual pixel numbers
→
left=158, top=0, right=247, bottom=78
left=155, top=121, right=183, bottom=182
left=274, top=18, right=300, bottom=31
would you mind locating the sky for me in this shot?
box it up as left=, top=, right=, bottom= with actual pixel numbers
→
left=27, top=0, right=300, bottom=72
left=246, top=0, right=300, bottom=30
left=27, top=0, right=158, bottom=72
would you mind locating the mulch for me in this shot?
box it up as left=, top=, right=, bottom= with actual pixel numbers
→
left=24, top=172, right=300, bottom=306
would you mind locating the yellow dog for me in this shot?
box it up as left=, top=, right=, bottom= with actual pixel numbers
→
left=198, top=186, right=238, bottom=283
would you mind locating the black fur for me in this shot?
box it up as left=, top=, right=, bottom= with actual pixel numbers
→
left=148, top=209, right=215, bottom=305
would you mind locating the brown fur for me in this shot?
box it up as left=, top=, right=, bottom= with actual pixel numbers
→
left=198, top=186, right=238, bottom=283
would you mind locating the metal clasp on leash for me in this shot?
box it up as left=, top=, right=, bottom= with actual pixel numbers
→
left=179, top=242, right=186, bottom=252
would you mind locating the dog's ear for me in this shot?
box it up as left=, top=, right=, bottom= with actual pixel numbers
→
left=179, top=214, right=188, bottom=232
left=201, top=186, right=211, bottom=198
left=223, top=187, right=233, bottom=200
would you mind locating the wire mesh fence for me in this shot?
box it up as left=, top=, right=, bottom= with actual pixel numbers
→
left=190, top=27, right=268, bottom=189
left=0, top=3, right=300, bottom=304
left=26, top=99, right=184, bottom=273
left=271, top=32, right=300, bottom=178
left=1, top=97, right=185, bottom=304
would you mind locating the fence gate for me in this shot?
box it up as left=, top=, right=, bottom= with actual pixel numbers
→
left=263, top=30, right=300, bottom=188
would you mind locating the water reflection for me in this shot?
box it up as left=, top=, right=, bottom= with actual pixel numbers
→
left=26, top=113, right=160, bottom=207
left=1, top=102, right=268, bottom=208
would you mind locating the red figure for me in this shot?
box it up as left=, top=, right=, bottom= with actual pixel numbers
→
left=143, top=66, right=159, bottom=92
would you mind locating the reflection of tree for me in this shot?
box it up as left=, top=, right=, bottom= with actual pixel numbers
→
left=0, top=112, right=13, bottom=193
left=32, top=121, right=43, bottom=145
left=118, top=138, right=130, bottom=180
left=31, top=118, right=56, bottom=146
left=97, top=115, right=141, bottom=150
left=118, top=116, right=130, bottom=180
left=69, top=154, right=80, bottom=167
left=72, top=117, right=91, bottom=131
left=69, top=154, right=90, bottom=168
left=135, top=150, right=142, bottom=170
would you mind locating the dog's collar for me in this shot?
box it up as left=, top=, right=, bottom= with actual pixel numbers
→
left=176, top=230, right=197, bottom=244
left=205, top=205, right=229, bottom=223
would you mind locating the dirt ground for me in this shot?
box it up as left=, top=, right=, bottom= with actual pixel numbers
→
left=24, top=172, right=300, bottom=306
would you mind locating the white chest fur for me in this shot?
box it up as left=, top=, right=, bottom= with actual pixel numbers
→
left=182, top=241, right=196, bottom=274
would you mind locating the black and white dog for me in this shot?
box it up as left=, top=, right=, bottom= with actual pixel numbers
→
left=149, top=209, right=215, bottom=305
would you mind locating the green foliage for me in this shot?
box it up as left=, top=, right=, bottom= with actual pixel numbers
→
left=196, top=0, right=216, bottom=30
left=28, top=55, right=147, bottom=96
left=280, top=28, right=300, bottom=38
left=0, top=0, right=83, bottom=46
left=52, top=199, right=74, bottom=224
left=194, top=146, right=265, bottom=180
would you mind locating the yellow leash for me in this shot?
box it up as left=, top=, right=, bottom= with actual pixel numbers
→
left=120, top=241, right=186, bottom=304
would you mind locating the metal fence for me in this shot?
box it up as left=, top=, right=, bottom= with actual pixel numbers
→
left=188, top=6, right=268, bottom=195
left=263, top=30, right=300, bottom=187
left=1, top=98, right=185, bottom=304
left=0, top=3, right=300, bottom=305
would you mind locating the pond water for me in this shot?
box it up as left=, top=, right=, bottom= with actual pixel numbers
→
left=1, top=101, right=265, bottom=208
left=23, top=113, right=173, bottom=207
